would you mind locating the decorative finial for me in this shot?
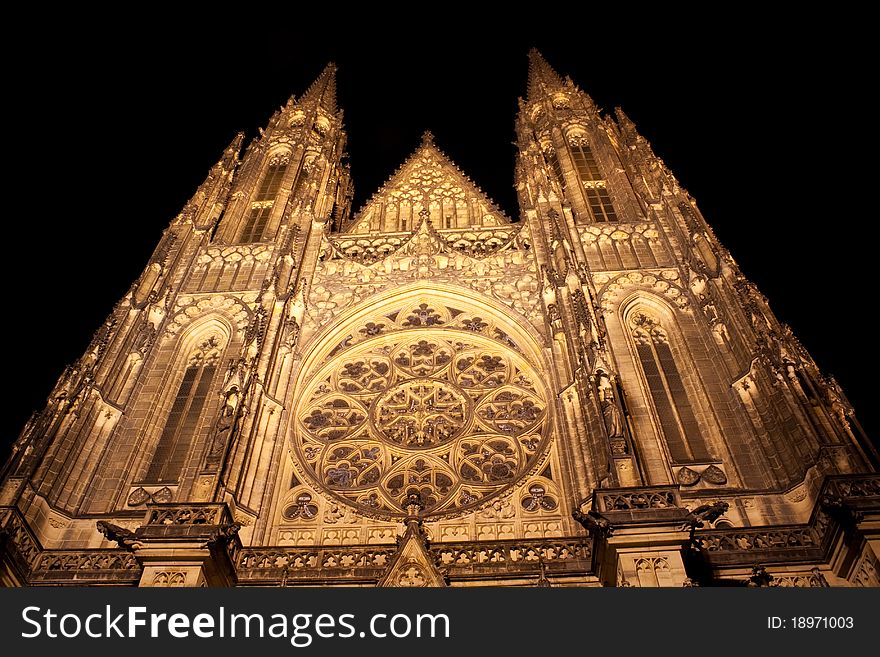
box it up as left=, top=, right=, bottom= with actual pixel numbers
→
left=536, top=559, right=552, bottom=588
left=405, top=490, right=424, bottom=517
left=421, top=130, right=435, bottom=146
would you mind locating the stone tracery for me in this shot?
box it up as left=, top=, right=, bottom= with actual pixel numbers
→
left=293, top=328, right=550, bottom=519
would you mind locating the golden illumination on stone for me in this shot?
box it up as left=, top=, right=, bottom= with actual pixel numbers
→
left=0, top=53, right=875, bottom=588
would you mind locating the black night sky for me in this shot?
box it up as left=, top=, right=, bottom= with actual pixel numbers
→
left=3, top=17, right=875, bottom=459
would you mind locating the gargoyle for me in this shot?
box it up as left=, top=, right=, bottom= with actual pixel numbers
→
left=205, top=522, right=242, bottom=548
left=572, top=509, right=613, bottom=536
left=820, top=494, right=863, bottom=528
left=96, top=520, right=138, bottom=549
left=689, top=501, right=729, bottom=528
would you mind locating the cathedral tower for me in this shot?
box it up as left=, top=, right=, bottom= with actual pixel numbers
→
left=1, top=55, right=877, bottom=588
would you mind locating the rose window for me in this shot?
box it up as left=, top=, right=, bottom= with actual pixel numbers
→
left=293, top=331, right=550, bottom=518
left=374, top=379, right=469, bottom=448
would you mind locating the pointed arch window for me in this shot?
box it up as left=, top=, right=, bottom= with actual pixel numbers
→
left=144, top=338, right=221, bottom=483
left=239, top=153, right=290, bottom=243
left=631, top=313, right=710, bottom=463
left=255, top=155, right=290, bottom=201
left=568, top=135, right=618, bottom=223
left=240, top=205, right=272, bottom=243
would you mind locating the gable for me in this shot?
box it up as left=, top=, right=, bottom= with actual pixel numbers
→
left=345, top=133, right=512, bottom=234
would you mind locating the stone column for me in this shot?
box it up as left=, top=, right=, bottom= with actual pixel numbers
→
left=98, top=503, right=240, bottom=587
left=576, top=485, right=692, bottom=587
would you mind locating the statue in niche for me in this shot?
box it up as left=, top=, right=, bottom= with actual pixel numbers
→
left=205, top=386, right=241, bottom=467
left=596, top=370, right=624, bottom=438
left=822, top=376, right=853, bottom=429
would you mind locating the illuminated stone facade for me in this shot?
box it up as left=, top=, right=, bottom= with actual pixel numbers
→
left=1, top=52, right=878, bottom=588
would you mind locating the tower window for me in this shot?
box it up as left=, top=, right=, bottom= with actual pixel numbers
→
left=631, top=313, right=710, bottom=463
left=240, top=206, right=271, bottom=243
left=585, top=184, right=618, bottom=223
left=569, top=137, right=618, bottom=223
left=255, top=157, right=289, bottom=201
left=569, top=141, right=602, bottom=181
left=144, top=345, right=219, bottom=483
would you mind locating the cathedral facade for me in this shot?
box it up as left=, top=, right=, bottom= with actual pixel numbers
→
left=1, top=52, right=877, bottom=587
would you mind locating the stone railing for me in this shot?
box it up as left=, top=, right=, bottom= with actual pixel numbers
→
left=695, top=474, right=880, bottom=567
left=29, top=550, right=140, bottom=584
left=770, top=572, right=828, bottom=588
left=0, top=506, right=41, bottom=572
left=825, top=474, right=880, bottom=502
left=237, top=546, right=397, bottom=584
left=430, top=537, right=593, bottom=577
left=1, top=506, right=142, bottom=585
left=695, top=525, right=825, bottom=563
left=144, top=503, right=230, bottom=526
left=236, top=536, right=594, bottom=584
left=594, top=486, right=680, bottom=512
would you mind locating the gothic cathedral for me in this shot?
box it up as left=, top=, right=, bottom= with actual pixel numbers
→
left=2, top=52, right=877, bottom=588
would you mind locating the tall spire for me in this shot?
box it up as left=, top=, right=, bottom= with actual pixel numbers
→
left=527, top=48, right=565, bottom=101
left=299, top=62, right=337, bottom=113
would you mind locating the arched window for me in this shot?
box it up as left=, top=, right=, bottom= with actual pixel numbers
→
left=255, top=155, right=289, bottom=201
left=631, top=312, right=710, bottom=463
left=239, top=205, right=271, bottom=243
left=568, top=135, right=617, bottom=223
left=144, top=337, right=221, bottom=483
left=239, top=153, right=290, bottom=243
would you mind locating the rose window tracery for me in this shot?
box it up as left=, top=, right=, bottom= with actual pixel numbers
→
left=294, top=330, right=550, bottom=518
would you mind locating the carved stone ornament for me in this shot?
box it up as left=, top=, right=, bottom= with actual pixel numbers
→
left=96, top=521, right=138, bottom=549
left=293, top=330, right=550, bottom=519
left=378, top=517, right=446, bottom=588
left=347, top=139, right=511, bottom=235
left=702, top=465, right=728, bottom=485
left=606, top=438, right=625, bottom=456
left=676, top=466, right=701, bottom=486
left=127, top=487, right=151, bottom=506
left=152, top=486, right=173, bottom=503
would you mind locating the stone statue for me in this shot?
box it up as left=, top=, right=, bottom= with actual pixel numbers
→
left=572, top=509, right=612, bottom=536
left=205, top=522, right=241, bottom=548
left=96, top=521, right=138, bottom=549
left=822, top=376, right=853, bottom=429
left=479, top=498, right=516, bottom=520
left=747, top=565, right=773, bottom=587
left=689, top=501, right=729, bottom=527
left=205, top=387, right=238, bottom=465
left=596, top=370, right=624, bottom=438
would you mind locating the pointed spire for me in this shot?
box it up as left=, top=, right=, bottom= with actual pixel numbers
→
left=614, top=107, right=637, bottom=134
left=299, top=62, right=337, bottom=113
left=421, top=130, right=435, bottom=146
left=528, top=48, right=565, bottom=101
left=221, top=131, right=245, bottom=169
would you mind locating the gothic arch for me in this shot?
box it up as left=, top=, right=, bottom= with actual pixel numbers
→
left=597, top=270, right=689, bottom=314
left=266, top=144, right=293, bottom=160
left=131, top=315, right=233, bottom=486
left=562, top=124, right=589, bottom=141
left=299, top=283, right=549, bottom=373
left=289, top=284, right=555, bottom=521
left=165, top=294, right=252, bottom=338
left=616, top=294, right=726, bottom=477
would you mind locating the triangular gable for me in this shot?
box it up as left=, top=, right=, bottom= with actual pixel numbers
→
left=346, top=132, right=512, bottom=234
left=378, top=517, right=446, bottom=587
